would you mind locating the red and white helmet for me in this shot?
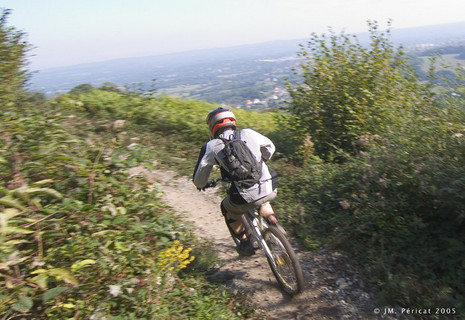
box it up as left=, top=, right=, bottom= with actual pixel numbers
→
left=206, top=107, right=237, bottom=137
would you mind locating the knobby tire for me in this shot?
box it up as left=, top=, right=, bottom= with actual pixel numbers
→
left=263, top=224, right=305, bottom=295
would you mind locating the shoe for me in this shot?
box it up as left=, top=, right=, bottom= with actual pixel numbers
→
left=236, top=239, right=255, bottom=256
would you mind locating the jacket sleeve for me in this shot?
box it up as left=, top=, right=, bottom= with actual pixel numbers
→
left=192, top=142, right=216, bottom=188
left=258, top=132, right=275, bottom=162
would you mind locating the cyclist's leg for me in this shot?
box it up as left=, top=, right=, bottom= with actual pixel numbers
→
left=259, top=171, right=279, bottom=224
left=221, top=201, right=247, bottom=240
left=223, top=190, right=278, bottom=226
left=259, top=201, right=278, bottom=224
left=255, top=190, right=278, bottom=224
left=221, top=197, right=255, bottom=256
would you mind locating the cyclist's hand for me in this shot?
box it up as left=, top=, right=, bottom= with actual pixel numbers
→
left=205, top=179, right=217, bottom=188
left=198, top=179, right=217, bottom=191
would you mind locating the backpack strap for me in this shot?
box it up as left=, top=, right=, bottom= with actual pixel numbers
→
left=235, top=129, right=241, bottom=140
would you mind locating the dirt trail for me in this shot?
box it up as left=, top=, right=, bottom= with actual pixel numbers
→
left=131, top=166, right=397, bottom=320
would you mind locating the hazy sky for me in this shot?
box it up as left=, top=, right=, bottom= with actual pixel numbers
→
left=2, top=0, right=465, bottom=70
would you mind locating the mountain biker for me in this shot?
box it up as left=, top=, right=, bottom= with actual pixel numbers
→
left=193, top=107, right=278, bottom=256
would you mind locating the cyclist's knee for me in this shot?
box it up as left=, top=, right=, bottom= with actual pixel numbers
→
left=220, top=201, right=227, bottom=216
left=225, top=211, right=244, bottom=221
left=221, top=199, right=244, bottom=220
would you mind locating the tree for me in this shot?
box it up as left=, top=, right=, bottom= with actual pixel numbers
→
left=69, top=83, right=94, bottom=95
left=0, top=8, right=31, bottom=105
left=287, top=21, right=431, bottom=161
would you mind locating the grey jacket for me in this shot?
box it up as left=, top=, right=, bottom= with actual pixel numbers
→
left=193, top=128, right=276, bottom=203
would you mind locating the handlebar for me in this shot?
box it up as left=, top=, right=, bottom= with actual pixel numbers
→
left=200, top=178, right=228, bottom=191
left=204, top=179, right=219, bottom=189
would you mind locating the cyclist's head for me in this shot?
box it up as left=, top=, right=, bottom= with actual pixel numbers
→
left=206, top=107, right=236, bottom=137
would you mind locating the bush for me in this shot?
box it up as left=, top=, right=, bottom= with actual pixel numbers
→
left=287, top=21, right=432, bottom=161
left=0, top=9, right=31, bottom=106
left=283, top=21, right=465, bottom=313
left=0, top=102, right=254, bottom=319
left=278, top=130, right=465, bottom=311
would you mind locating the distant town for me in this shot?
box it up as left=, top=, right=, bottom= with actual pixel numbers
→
left=30, top=21, right=465, bottom=110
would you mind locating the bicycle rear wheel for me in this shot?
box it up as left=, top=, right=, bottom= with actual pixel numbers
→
left=263, top=225, right=305, bottom=295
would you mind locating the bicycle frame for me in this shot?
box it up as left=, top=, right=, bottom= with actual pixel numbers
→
left=242, top=210, right=279, bottom=269
left=204, top=178, right=304, bottom=294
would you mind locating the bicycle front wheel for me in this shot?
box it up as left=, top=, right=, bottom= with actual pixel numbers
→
left=263, top=225, right=305, bottom=295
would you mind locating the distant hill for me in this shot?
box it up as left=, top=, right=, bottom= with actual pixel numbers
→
left=30, top=39, right=302, bottom=96
left=30, top=21, right=465, bottom=108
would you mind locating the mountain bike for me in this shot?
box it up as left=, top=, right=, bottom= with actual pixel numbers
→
left=204, top=179, right=305, bottom=295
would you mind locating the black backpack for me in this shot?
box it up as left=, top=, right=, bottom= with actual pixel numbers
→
left=220, top=130, right=261, bottom=188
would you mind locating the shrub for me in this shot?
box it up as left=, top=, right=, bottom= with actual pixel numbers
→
left=0, top=9, right=31, bottom=105
left=0, top=102, right=253, bottom=319
left=283, top=21, right=465, bottom=312
left=287, top=21, right=432, bottom=161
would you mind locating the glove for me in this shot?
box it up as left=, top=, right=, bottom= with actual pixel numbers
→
left=209, top=179, right=218, bottom=188
left=199, top=179, right=217, bottom=191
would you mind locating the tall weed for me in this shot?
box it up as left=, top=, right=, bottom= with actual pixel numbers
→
left=0, top=102, right=254, bottom=319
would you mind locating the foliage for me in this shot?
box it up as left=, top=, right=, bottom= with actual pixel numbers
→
left=283, top=134, right=465, bottom=309
left=55, top=87, right=281, bottom=176
left=287, top=21, right=433, bottom=161
left=0, top=8, right=31, bottom=106
left=283, top=21, right=465, bottom=313
left=0, top=101, right=257, bottom=319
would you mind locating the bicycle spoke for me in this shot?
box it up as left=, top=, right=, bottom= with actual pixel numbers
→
left=243, top=212, right=304, bottom=295
left=263, top=226, right=304, bottom=295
